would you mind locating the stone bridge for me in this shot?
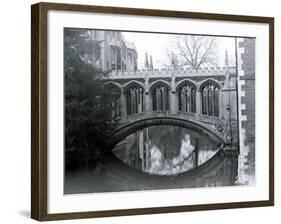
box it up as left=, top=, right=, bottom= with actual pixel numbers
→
left=103, top=66, right=239, bottom=150
left=99, top=67, right=239, bottom=187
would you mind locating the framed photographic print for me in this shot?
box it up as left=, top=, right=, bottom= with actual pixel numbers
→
left=31, top=2, right=274, bottom=221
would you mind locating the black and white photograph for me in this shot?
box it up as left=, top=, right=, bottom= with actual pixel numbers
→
left=64, top=28, right=255, bottom=194
left=0, top=0, right=277, bottom=222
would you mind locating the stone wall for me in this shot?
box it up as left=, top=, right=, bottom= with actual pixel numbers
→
left=237, top=38, right=256, bottom=185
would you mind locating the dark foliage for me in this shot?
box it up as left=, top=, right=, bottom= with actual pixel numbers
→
left=64, top=29, right=116, bottom=170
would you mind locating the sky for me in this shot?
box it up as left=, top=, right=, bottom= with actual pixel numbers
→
left=123, top=31, right=236, bottom=70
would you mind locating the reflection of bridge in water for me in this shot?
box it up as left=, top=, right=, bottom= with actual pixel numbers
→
left=102, top=67, right=240, bottom=188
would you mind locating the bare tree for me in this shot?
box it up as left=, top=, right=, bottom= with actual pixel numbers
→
left=163, top=50, right=180, bottom=69
left=174, top=35, right=218, bottom=70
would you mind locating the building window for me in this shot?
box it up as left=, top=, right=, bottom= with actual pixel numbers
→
left=126, top=84, right=144, bottom=115
left=151, top=83, right=170, bottom=111
left=104, top=83, right=121, bottom=119
left=178, top=84, right=196, bottom=113
left=201, top=82, right=220, bottom=117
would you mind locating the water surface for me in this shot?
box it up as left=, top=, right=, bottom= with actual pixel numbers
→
left=112, top=125, right=218, bottom=175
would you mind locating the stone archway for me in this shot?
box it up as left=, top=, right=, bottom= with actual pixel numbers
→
left=105, top=116, right=225, bottom=151
left=149, top=80, right=171, bottom=112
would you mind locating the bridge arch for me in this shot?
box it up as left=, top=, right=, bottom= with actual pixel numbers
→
left=106, top=116, right=225, bottom=151
left=176, top=79, right=198, bottom=91
left=123, top=80, right=145, bottom=115
left=176, top=79, right=197, bottom=113
left=122, top=80, right=145, bottom=91
left=149, top=79, right=171, bottom=91
left=103, top=81, right=122, bottom=90
left=149, top=80, right=171, bottom=112
left=103, top=81, right=122, bottom=119
left=199, top=78, right=221, bottom=91
left=199, top=79, right=221, bottom=117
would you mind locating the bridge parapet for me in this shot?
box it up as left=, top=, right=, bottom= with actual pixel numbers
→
left=106, top=67, right=236, bottom=80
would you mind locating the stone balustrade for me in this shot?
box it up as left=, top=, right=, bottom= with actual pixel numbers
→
left=104, top=67, right=237, bottom=79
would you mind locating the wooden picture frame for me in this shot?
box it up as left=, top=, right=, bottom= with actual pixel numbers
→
left=31, top=2, right=274, bottom=221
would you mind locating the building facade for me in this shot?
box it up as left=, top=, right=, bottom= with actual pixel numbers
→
left=237, top=38, right=256, bottom=185
left=90, top=30, right=138, bottom=73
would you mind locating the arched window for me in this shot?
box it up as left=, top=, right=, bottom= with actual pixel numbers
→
left=104, top=83, right=121, bottom=119
left=201, top=81, right=220, bottom=117
left=151, top=83, right=170, bottom=111
left=178, top=83, right=196, bottom=113
left=126, top=84, right=144, bottom=115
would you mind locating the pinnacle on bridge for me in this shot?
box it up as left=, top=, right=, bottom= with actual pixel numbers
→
left=149, top=55, right=153, bottom=70
left=171, top=52, right=178, bottom=70
left=225, top=50, right=229, bottom=70
left=145, top=52, right=149, bottom=70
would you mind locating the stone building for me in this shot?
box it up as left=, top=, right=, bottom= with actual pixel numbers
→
left=237, top=38, right=256, bottom=185
left=90, top=30, right=138, bottom=72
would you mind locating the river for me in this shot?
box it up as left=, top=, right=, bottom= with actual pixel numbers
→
left=112, top=125, right=218, bottom=175
left=64, top=125, right=228, bottom=194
